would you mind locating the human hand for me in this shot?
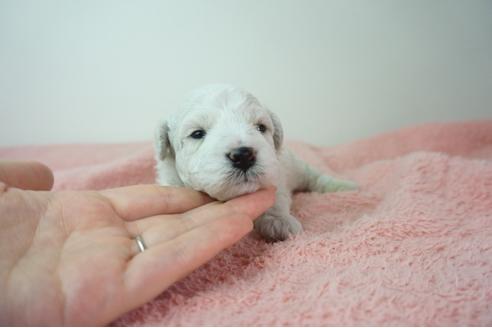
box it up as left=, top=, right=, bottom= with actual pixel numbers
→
left=0, top=161, right=275, bottom=326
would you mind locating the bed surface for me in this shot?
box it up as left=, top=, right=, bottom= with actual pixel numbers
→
left=1, top=121, right=491, bottom=325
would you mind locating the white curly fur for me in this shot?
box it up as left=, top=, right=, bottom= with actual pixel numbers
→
left=154, top=84, right=357, bottom=241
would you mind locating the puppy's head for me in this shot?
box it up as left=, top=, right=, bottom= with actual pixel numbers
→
left=156, top=84, right=283, bottom=201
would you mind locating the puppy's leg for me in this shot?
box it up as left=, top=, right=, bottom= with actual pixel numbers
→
left=254, top=189, right=302, bottom=242
left=283, top=150, right=357, bottom=193
left=303, top=165, right=358, bottom=193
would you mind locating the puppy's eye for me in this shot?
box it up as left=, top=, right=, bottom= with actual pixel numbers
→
left=256, top=123, right=267, bottom=133
left=189, top=129, right=206, bottom=139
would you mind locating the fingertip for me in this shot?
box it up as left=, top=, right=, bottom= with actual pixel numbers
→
left=255, top=186, right=277, bottom=204
left=0, top=160, right=54, bottom=190
left=197, top=190, right=215, bottom=203
left=34, top=161, right=54, bottom=190
left=235, top=212, right=255, bottom=233
left=225, top=187, right=276, bottom=220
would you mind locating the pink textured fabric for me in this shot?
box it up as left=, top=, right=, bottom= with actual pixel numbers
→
left=1, top=121, right=491, bottom=325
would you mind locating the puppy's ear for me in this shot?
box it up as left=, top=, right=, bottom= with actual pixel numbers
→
left=268, top=109, right=284, bottom=151
left=154, top=121, right=175, bottom=161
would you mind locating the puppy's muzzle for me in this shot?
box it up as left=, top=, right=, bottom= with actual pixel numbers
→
left=227, top=147, right=256, bottom=172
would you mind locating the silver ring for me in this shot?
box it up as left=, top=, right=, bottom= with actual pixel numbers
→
left=135, top=235, right=147, bottom=253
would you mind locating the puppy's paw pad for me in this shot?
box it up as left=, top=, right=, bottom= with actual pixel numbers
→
left=255, top=216, right=302, bottom=242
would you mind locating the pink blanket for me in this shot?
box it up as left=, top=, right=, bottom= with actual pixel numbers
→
left=1, top=121, right=491, bottom=325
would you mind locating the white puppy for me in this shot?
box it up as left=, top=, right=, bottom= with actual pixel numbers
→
left=154, top=84, right=357, bottom=241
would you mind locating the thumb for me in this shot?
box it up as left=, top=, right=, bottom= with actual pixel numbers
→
left=0, top=161, right=54, bottom=191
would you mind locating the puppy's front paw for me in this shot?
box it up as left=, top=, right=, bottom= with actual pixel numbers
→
left=254, top=214, right=303, bottom=242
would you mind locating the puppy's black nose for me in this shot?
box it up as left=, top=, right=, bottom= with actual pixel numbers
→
left=227, top=147, right=256, bottom=171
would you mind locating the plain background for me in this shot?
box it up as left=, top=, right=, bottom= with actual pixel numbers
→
left=1, top=0, right=491, bottom=147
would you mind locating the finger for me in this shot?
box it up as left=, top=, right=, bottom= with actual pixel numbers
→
left=125, top=187, right=276, bottom=251
left=223, top=187, right=276, bottom=219
left=124, top=211, right=253, bottom=307
left=126, top=202, right=238, bottom=253
left=0, top=160, right=54, bottom=190
left=100, top=185, right=213, bottom=221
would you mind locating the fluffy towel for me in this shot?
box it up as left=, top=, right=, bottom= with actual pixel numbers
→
left=1, top=121, right=491, bottom=326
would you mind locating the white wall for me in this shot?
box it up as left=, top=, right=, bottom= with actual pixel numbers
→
left=1, top=0, right=491, bottom=147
